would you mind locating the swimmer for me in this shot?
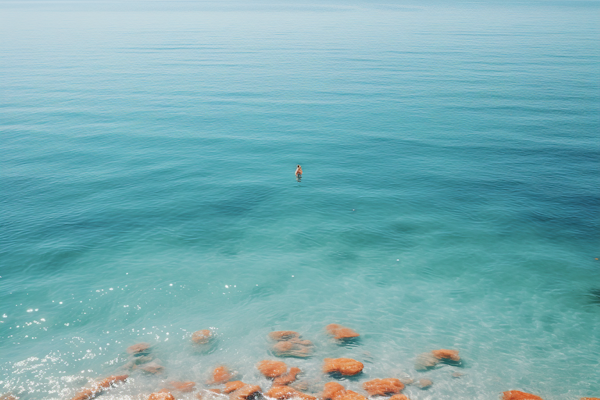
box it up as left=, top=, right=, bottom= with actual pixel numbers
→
left=295, top=165, right=302, bottom=181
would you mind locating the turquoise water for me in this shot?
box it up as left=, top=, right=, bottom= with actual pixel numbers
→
left=1, top=1, right=599, bottom=399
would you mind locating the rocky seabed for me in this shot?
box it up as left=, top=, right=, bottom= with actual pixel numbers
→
left=2, top=325, right=596, bottom=400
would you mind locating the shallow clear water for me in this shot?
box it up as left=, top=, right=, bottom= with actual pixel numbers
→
left=1, top=1, right=599, bottom=399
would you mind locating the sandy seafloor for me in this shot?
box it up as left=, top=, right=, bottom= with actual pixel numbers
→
left=0, top=1, right=599, bottom=399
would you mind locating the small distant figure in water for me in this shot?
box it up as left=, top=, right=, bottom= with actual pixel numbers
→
left=295, top=165, right=303, bottom=182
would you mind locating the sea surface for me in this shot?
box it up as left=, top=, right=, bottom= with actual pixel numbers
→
left=1, top=1, right=599, bottom=399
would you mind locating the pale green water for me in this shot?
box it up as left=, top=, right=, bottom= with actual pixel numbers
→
left=1, top=1, right=599, bottom=399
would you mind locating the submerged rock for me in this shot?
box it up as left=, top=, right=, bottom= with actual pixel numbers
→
left=127, top=343, right=151, bottom=355
left=192, top=330, right=213, bottom=344
left=321, top=382, right=345, bottom=400
left=148, top=393, right=175, bottom=400
left=137, top=361, right=165, bottom=374
left=121, top=354, right=154, bottom=371
left=331, top=390, right=367, bottom=400
left=291, top=381, right=310, bottom=392
left=228, top=383, right=262, bottom=400
left=168, top=381, right=196, bottom=393
left=289, top=338, right=313, bottom=346
left=223, top=381, right=246, bottom=394
left=273, top=341, right=295, bottom=353
left=266, top=386, right=316, bottom=400
left=208, top=366, right=235, bottom=385
left=273, top=367, right=302, bottom=386
left=133, top=354, right=154, bottom=364
left=269, top=331, right=301, bottom=341
left=362, top=379, right=404, bottom=396
left=291, top=378, right=322, bottom=394
left=325, top=324, right=359, bottom=340
left=272, top=340, right=313, bottom=358
left=502, top=391, right=544, bottom=400
left=270, top=331, right=313, bottom=358
left=72, top=389, right=99, bottom=400
left=70, top=375, right=128, bottom=400
left=431, top=349, right=460, bottom=362
left=398, top=377, right=414, bottom=385
left=417, top=378, right=432, bottom=389
left=415, top=349, right=461, bottom=370
left=0, top=394, right=17, bottom=400
left=389, top=395, right=411, bottom=400
left=414, top=352, right=440, bottom=370
left=257, top=360, right=288, bottom=378
left=323, top=358, right=363, bottom=376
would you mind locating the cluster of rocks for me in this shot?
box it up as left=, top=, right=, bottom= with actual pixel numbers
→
left=122, top=342, right=166, bottom=374
left=70, top=324, right=449, bottom=400
left=270, top=331, right=314, bottom=358
left=0, top=324, right=588, bottom=400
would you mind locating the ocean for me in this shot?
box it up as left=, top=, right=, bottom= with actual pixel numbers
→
left=1, top=1, right=599, bottom=399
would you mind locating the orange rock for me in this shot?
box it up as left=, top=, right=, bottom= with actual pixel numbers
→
left=272, top=341, right=312, bottom=358
left=289, top=338, right=313, bottom=346
left=362, top=379, right=404, bottom=396
left=581, top=398, right=600, bottom=400
left=138, top=361, right=164, bottom=374
left=169, top=381, right=196, bottom=392
left=257, top=360, right=288, bottom=378
left=274, top=341, right=295, bottom=352
left=291, top=381, right=310, bottom=392
left=325, top=324, right=359, bottom=340
left=71, top=389, right=95, bottom=400
left=273, top=367, right=301, bottom=386
left=0, top=394, right=17, bottom=400
left=332, top=390, right=367, bottom=400
left=269, top=331, right=313, bottom=359
left=389, top=395, right=411, bottom=400
left=266, top=386, right=316, bottom=400
left=322, top=382, right=345, bottom=400
left=223, top=381, right=246, bottom=394
left=431, top=349, right=460, bottom=362
left=127, top=342, right=151, bottom=354
left=71, top=375, right=128, bottom=400
left=323, top=358, right=363, bottom=376
left=148, top=393, right=175, bottom=400
left=502, top=391, right=544, bottom=400
left=192, top=330, right=213, bottom=344
left=208, top=366, right=234, bottom=384
left=269, top=331, right=301, bottom=341
left=99, top=375, right=128, bottom=388
left=229, top=384, right=262, bottom=400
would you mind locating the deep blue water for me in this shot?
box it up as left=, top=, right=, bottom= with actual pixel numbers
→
left=1, top=1, right=599, bottom=399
